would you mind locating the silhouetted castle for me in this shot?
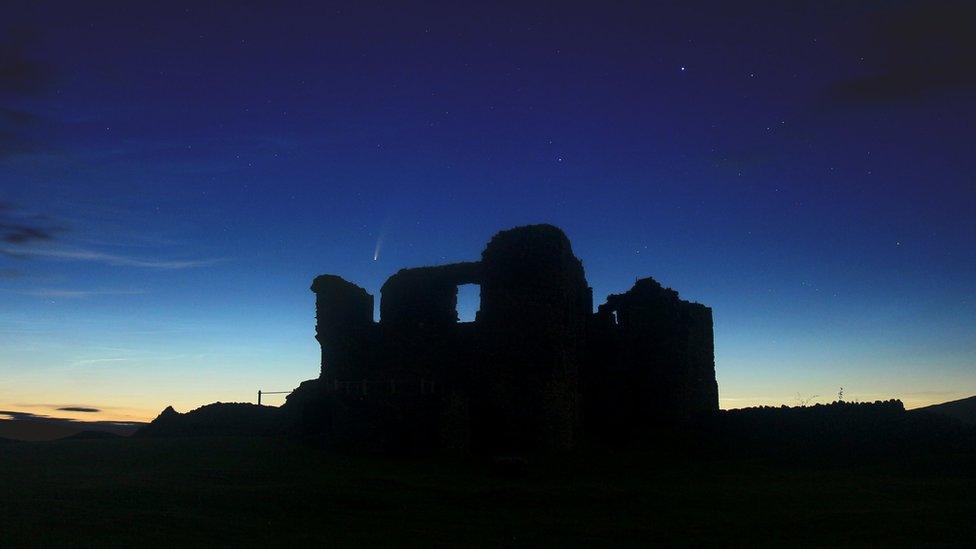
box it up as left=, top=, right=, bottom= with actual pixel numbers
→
left=283, top=225, right=718, bottom=452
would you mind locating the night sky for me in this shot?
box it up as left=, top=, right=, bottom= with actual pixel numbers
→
left=1, top=1, right=973, bottom=423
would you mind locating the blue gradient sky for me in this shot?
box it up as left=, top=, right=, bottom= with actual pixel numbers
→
left=1, top=2, right=974, bottom=421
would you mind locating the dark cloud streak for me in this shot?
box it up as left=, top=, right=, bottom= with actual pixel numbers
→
left=0, top=27, right=49, bottom=158
left=57, top=406, right=101, bottom=413
left=0, top=29, right=62, bottom=267
left=0, top=202, right=65, bottom=246
left=0, top=29, right=46, bottom=94
left=823, top=2, right=976, bottom=106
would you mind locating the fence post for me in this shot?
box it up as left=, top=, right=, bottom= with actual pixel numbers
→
left=258, top=390, right=262, bottom=405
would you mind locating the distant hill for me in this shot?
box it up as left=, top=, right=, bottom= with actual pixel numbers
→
left=0, top=418, right=143, bottom=441
left=61, top=430, right=125, bottom=440
left=911, top=396, right=976, bottom=425
left=0, top=420, right=82, bottom=441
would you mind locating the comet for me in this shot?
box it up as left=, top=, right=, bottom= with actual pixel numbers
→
left=373, top=232, right=384, bottom=261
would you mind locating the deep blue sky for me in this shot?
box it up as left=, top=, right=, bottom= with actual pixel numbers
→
left=1, top=1, right=973, bottom=421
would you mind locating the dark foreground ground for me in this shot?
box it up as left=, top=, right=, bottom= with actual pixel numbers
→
left=1, top=437, right=974, bottom=547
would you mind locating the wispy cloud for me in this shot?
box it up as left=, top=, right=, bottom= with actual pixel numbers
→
left=14, top=288, right=144, bottom=299
left=13, top=403, right=134, bottom=414
left=69, top=352, right=210, bottom=368
left=70, top=358, right=133, bottom=367
left=2, top=246, right=222, bottom=269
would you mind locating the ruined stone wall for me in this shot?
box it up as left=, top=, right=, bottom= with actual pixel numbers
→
left=380, top=262, right=482, bottom=329
left=377, top=262, right=482, bottom=429
left=299, top=225, right=720, bottom=454
left=310, top=275, right=376, bottom=380
left=474, top=225, right=590, bottom=451
left=310, top=264, right=484, bottom=452
left=585, top=277, right=718, bottom=442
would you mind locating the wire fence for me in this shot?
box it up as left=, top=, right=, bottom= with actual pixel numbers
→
left=256, top=390, right=292, bottom=405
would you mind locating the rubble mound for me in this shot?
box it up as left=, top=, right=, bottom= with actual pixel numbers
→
left=135, top=403, right=280, bottom=438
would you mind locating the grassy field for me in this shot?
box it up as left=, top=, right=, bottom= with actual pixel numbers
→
left=1, top=437, right=974, bottom=547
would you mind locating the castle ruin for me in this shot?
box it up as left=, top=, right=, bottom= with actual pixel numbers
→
left=284, top=224, right=718, bottom=452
